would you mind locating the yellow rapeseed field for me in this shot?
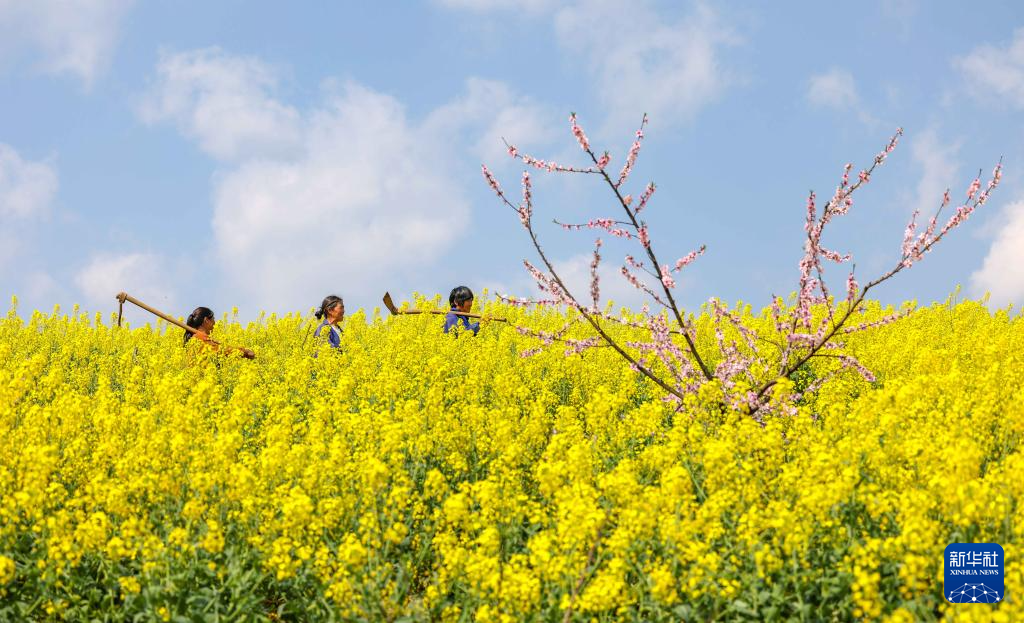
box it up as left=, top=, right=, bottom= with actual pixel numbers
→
left=1, top=292, right=1022, bottom=622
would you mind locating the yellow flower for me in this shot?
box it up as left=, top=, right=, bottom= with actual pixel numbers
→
left=0, top=555, right=15, bottom=585
left=1, top=295, right=1022, bottom=619
left=118, top=575, right=141, bottom=595
left=648, top=562, right=677, bottom=604
left=168, top=527, right=190, bottom=550
left=384, top=522, right=409, bottom=545
left=200, top=520, right=225, bottom=554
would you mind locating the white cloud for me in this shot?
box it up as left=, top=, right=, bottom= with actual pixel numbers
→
left=0, top=143, right=57, bottom=219
left=807, top=68, right=859, bottom=110
left=3, top=270, right=61, bottom=317
left=139, top=48, right=303, bottom=161
left=434, top=0, right=554, bottom=12
left=424, top=77, right=555, bottom=166
left=553, top=252, right=651, bottom=311
left=0, top=229, right=20, bottom=271
left=554, top=1, right=736, bottom=132
left=22, top=270, right=59, bottom=305
left=806, top=67, right=877, bottom=125
left=211, top=82, right=471, bottom=310
left=954, top=28, right=1024, bottom=108
left=141, top=50, right=552, bottom=312
left=0, top=143, right=57, bottom=274
left=909, top=129, right=960, bottom=217
left=74, top=252, right=177, bottom=312
left=0, top=0, right=133, bottom=86
left=881, top=0, right=919, bottom=21
left=971, top=199, right=1024, bottom=308
left=434, top=0, right=737, bottom=132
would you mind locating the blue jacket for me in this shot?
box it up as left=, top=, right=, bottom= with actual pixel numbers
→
left=443, top=308, right=479, bottom=336
left=314, top=321, right=342, bottom=349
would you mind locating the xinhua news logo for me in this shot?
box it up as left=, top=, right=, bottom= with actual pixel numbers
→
left=944, top=543, right=1004, bottom=604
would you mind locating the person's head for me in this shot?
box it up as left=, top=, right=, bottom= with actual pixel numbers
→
left=184, top=307, right=215, bottom=345
left=315, top=295, right=345, bottom=324
left=449, top=286, right=474, bottom=312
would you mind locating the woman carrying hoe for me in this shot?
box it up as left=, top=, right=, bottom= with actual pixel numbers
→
left=183, top=307, right=256, bottom=359
left=313, top=295, right=345, bottom=350
left=443, top=286, right=480, bottom=337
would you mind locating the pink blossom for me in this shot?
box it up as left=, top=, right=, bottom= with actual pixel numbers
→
left=554, top=217, right=637, bottom=240
left=481, top=165, right=503, bottom=197
left=496, top=293, right=561, bottom=308
left=939, top=204, right=975, bottom=237
left=621, top=266, right=644, bottom=291
left=628, top=359, right=648, bottom=373
left=769, top=296, right=787, bottom=333
left=523, top=260, right=549, bottom=290
left=564, top=337, right=600, bottom=356
left=976, top=161, right=1003, bottom=206
left=590, top=219, right=633, bottom=239
left=980, top=162, right=1001, bottom=198
left=901, top=208, right=919, bottom=265
left=484, top=115, right=1000, bottom=421
left=515, top=151, right=597, bottom=174
left=620, top=265, right=666, bottom=305
left=616, top=114, right=647, bottom=187
left=710, top=298, right=759, bottom=352
left=519, top=171, right=533, bottom=226
left=786, top=333, right=817, bottom=345
left=795, top=245, right=818, bottom=329
left=589, top=238, right=602, bottom=309
left=805, top=192, right=816, bottom=232
left=625, top=255, right=645, bottom=270
left=826, top=182, right=854, bottom=219
left=570, top=113, right=590, bottom=153
left=873, top=128, right=903, bottom=165
left=643, top=314, right=689, bottom=378
left=839, top=355, right=876, bottom=382
left=636, top=182, right=656, bottom=214
left=819, top=246, right=851, bottom=263
left=523, top=260, right=571, bottom=304
left=672, top=245, right=706, bottom=272
left=966, top=176, right=981, bottom=200
left=841, top=311, right=905, bottom=334
left=660, top=265, right=676, bottom=289
left=915, top=214, right=939, bottom=255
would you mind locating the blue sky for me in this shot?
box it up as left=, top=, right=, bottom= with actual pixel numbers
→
left=1, top=1, right=1023, bottom=324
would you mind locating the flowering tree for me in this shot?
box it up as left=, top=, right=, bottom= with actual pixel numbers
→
left=482, top=114, right=1002, bottom=417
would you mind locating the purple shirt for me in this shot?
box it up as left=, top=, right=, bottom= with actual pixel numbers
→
left=443, top=308, right=479, bottom=336
left=314, top=321, right=342, bottom=348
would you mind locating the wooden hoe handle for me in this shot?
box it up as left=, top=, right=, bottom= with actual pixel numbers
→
left=382, top=291, right=507, bottom=322
left=117, top=292, right=198, bottom=334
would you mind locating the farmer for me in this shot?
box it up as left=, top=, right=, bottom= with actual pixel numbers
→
left=313, top=295, right=345, bottom=349
left=443, top=286, right=480, bottom=336
left=184, top=306, right=256, bottom=359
